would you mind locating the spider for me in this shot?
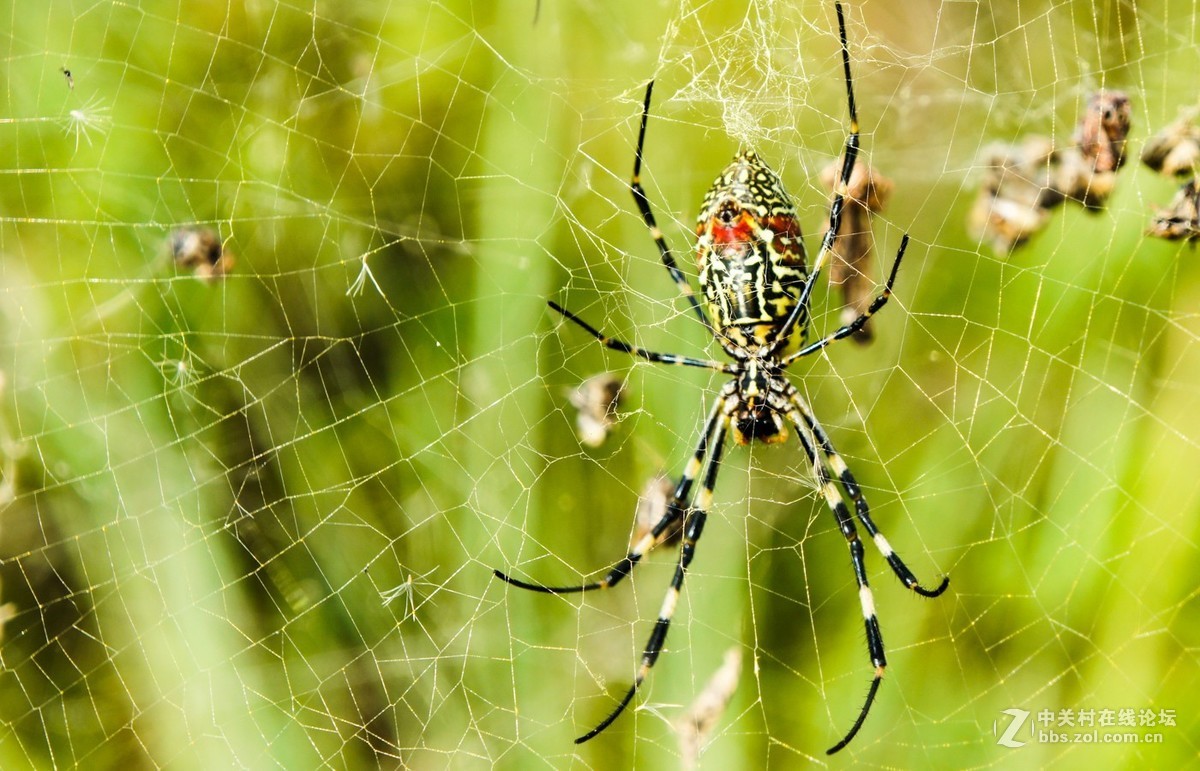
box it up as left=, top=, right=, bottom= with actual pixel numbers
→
left=494, top=2, right=948, bottom=754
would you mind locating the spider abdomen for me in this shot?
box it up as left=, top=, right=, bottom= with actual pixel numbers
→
left=696, top=150, right=808, bottom=350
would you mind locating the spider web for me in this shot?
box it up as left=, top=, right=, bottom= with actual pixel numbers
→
left=0, top=0, right=1196, bottom=767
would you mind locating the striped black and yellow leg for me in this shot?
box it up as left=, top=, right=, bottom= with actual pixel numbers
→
left=788, top=388, right=949, bottom=598
left=576, top=410, right=731, bottom=743
left=494, top=387, right=733, bottom=594
left=784, top=235, right=910, bottom=365
left=630, top=81, right=714, bottom=334
left=774, top=1, right=862, bottom=351
left=784, top=407, right=886, bottom=755
left=549, top=301, right=731, bottom=373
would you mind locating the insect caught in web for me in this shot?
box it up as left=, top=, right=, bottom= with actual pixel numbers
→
left=494, top=2, right=948, bottom=754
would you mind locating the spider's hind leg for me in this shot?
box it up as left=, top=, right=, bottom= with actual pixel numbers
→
left=630, top=80, right=712, bottom=332
left=774, top=0, right=862, bottom=353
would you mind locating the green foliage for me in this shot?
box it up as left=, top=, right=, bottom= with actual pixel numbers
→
left=0, top=0, right=1196, bottom=768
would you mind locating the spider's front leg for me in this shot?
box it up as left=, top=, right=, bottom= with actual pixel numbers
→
left=784, top=405, right=887, bottom=754
left=576, top=406, right=732, bottom=743
left=788, top=387, right=949, bottom=598
left=494, top=389, right=734, bottom=741
left=493, top=301, right=729, bottom=592
left=494, top=386, right=729, bottom=595
left=783, top=391, right=947, bottom=754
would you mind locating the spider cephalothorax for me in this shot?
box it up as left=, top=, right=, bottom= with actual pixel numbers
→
left=729, top=360, right=789, bottom=445
left=495, top=2, right=948, bottom=755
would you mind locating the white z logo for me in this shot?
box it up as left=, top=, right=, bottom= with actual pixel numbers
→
left=994, top=708, right=1030, bottom=748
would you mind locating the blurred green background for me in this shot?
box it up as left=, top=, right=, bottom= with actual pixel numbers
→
left=0, top=0, right=1197, bottom=767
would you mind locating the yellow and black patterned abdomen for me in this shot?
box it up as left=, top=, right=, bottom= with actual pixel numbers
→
left=696, top=150, right=809, bottom=352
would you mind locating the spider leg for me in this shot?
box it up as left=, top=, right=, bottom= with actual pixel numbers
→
left=783, top=235, right=909, bottom=365
left=781, top=401, right=885, bottom=754
left=494, top=386, right=733, bottom=594
left=788, top=387, right=949, bottom=597
left=549, top=301, right=733, bottom=372
left=773, top=1, right=861, bottom=354
left=631, top=81, right=714, bottom=334
left=576, top=406, right=732, bottom=743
